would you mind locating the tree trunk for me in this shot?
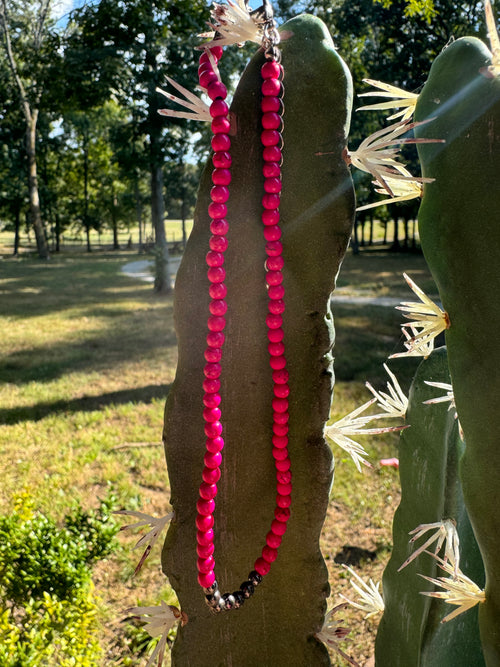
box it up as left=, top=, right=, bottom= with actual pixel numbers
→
left=151, top=156, right=171, bottom=293
left=13, top=204, right=20, bottom=255
left=26, top=111, right=49, bottom=259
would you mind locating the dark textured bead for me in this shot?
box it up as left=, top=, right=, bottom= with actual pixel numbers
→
left=240, top=580, right=255, bottom=598
left=205, top=589, right=221, bottom=607
left=248, top=570, right=263, bottom=586
left=204, top=580, right=219, bottom=596
left=222, top=593, right=236, bottom=610
left=232, top=591, right=245, bottom=608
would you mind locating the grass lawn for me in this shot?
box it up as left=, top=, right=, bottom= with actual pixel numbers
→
left=0, top=245, right=434, bottom=665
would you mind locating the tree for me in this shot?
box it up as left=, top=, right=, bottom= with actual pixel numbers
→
left=67, top=0, right=209, bottom=292
left=0, top=0, right=61, bottom=259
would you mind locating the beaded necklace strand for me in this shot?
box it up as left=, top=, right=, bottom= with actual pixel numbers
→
left=194, top=7, right=291, bottom=613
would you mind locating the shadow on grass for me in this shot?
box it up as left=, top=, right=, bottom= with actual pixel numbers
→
left=0, top=383, right=172, bottom=425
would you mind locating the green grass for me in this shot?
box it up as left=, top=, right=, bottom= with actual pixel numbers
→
left=0, top=245, right=434, bottom=665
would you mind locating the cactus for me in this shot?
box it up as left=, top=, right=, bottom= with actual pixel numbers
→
left=375, top=346, right=485, bottom=666
left=161, top=14, right=355, bottom=665
left=413, top=32, right=500, bottom=665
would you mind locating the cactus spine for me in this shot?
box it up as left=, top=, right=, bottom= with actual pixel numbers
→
left=162, top=15, right=355, bottom=665
left=414, top=33, right=500, bottom=665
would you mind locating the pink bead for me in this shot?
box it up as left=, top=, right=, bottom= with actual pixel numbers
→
left=274, top=507, right=290, bottom=522
left=275, top=457, right=291, bottom=472
left=272, top=446, right=288, bottom=461
left=199, top=70, right=218, bottom=89
left=211, top=185, right=230, bottom=203
left=197, top=542, right=215, bottom=558
left=199, top=482, right=218, bottom=500
left=209, top=235, right=228, bottom=252
left=206, top=436, right=224, bottom=453
left=207, top=315, right=225, bottom=332
left=261, top=129, right=281, bottom=147
left=208, top=201, right=227, bottom=219
left=198, top=52, right=212, bottom=66
left=203, top=378, right=220, bottom=393
left=277, top=494, right=292, bottom=508
left=265, top=270, right=283, bottom=286
left=274, top=410, right=289, bottom=424
left=202, top=466, right=221, bottom=484
left=207, top=331, right=225, bottom=348
left=263, top=146, right=282, bottom=162
left=262, top=209, right=280, bottom=226
left=204, top=347, right=222, bottom=362
left=206, top=249, right=224, bottom=267
left=205, top=421, right=223, bottom=438
left=198, top=570, right=216, bottom=588
left=266, top=531, right=282, bottom=549
left=261, top=96, right=282, bottom=113
left=272, top=368, right=289, bottom=384
left=266, top=314, right=282, bottom=329
left=204, top=451, right=222, bottom=468
left=271, top=519, right=287, bottom=535
left=197, top=498, right=215, bottom=515
left=207, top=81, right=227, bottom=100
left=266, top=256, right=284, bottom=271
left=208, top=282, right=227, bottom=299
left=269, top=355, right=286, bottom=370
left=211, top=134, right=230, bottom=152
left=277, top=482, right=292, bottom=496
left=273, top=420, right=289, bottom=435
left=273, top=381, right=289, bottom=396
left=211, top=116, right=231, bottom=134
left=262, top=112, right=281, bottom=130
left=207, top=267, right=226, bottom=283
left=212, top=151, right=232, bottom=168
left=210, top=45, right=223, bottom=60
left=268, top=284, right=285, bottom=300
left=254, top=557, right=271, bottom=576
left=262, top=545, right=278, bottom=563
left=262, top=193, right=280, bottom=210
left=261, top=60, right=282, bottom=79
left=210, top=218, right=229, bottom=235
left=196, top=513, right=214, bottom=531
left=277, top=470, right=292, bottom=484
left=268, top=342, right=285, bottom=357
left=268, top=299, right=285, bottom=315
left=203, top=406, right=221, bottom=422
left=266, top=240, right=283, bottom=256
left=210, top=99, right=229, bottom=118
left=263, top=225, right=281, bottom=241
left=264, top=177, right=282, bottom=194
left=268, top=328, right=284, bottom=344
left=209, top=299, right=227, bottom=316
left=261, top=78, right=281, bottom=96
left=197, top=555, right=215, bottom=573
left=272, top=434, right=288, bottom=449
left=212, top=168, right=232, bottom=185
left=203, top=392, right=221, bottom=408
left=263, top=162, right=281, bottom=178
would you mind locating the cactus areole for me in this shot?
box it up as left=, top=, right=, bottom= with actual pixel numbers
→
left=195, top=7, right=293, bottom=613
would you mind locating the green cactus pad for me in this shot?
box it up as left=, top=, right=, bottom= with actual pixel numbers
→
left=162, top=14, right=354, bottom=666
left=415, top=35, right=500, bottom=665
left=375, top=346, right=484, bottom=667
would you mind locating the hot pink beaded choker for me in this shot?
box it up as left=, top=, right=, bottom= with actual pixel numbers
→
left=195, top=7, right=291, bottom=613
